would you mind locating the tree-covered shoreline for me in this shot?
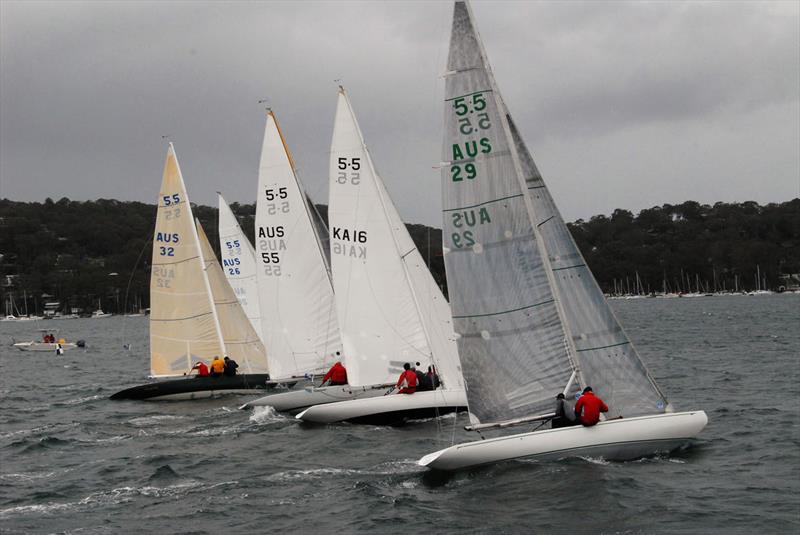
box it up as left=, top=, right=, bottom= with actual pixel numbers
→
left=0, top=197, right=797, bottom=315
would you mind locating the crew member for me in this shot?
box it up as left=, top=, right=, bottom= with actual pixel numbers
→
left=415, top=363, right=433, bottom=391
left=574, top=386, right=609, bottom=427
left=396, top=362, right=417, bottom=394
left=428, top=365, right=441, bottom=389
left=320, top=361, right=348, bottom=386
left=223, top=356, right=239, bottom=377
left=552, top=392, right=578, bottom=429
left=209, top=356, right=225, bottom=377
left=190, top=361, right=209, bottom=377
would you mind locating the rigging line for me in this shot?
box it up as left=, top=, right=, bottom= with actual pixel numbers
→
left=120, top=224, right=155, bottom=350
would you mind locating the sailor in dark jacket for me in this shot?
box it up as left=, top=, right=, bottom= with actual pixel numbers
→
left=552, top=393, right=578, bottom=428
left=223, top=356, right=239, bottom=377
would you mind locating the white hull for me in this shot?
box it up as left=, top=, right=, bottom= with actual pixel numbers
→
left=418, top=410, right=708, bottom=471
left=14, top=342, right=77, bottom=352
left=240, top=383, right=391, bottom=413
left=296, top=388, right=468, bottom=424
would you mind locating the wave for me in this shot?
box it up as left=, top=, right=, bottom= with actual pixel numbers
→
left=249, top=406, right=288, bottom=424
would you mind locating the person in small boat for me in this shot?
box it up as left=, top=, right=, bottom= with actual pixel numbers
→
left=209, top=356, right=225, bottom=377
left=320, top=360, right=348, bottom=386
left=552, top=393, right=578, bottom=428
left=574, top=386, right=609, bottom=427
left=189, top=361, right=209, bottom=377
left=223, top=356, right=239, bottom=377
left=396, top=362, right=418, bottom=394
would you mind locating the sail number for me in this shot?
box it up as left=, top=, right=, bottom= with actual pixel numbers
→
left=337, top=157, right=361, bottom=185
left=452, top=93, right=486, bottom=116
left=162, top=193, right=182, bottom=220
left=450, top=92, right=493, bottom=182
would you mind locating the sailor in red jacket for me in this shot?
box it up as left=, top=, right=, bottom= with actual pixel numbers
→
left=396, top=362, right=417, bottom=394
left=574, top=386, right=609, bottom=426
left=189, top=361, right=209, bottom=377
left=320, top=360, right=348, bottom=386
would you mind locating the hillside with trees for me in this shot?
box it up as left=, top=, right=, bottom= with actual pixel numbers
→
left=0, top=197, right=797, bottom=315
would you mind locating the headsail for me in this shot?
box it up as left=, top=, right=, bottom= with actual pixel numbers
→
left=218, top=192, right=264, bottom=342
left=149, top=144, right=225, bottom=377
left=443, top=1, right=667, bottom=423
left=329, top=88, right=462, bottom=389
left=196, top=219, right=269, bottom=374
left=505, top=114, right=668, bottom=418
left=442, top=2, right=575, bottom=423
left=255, top=111, right=342, bottom=379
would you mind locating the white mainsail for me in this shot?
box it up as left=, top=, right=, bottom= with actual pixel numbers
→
left=149, top=144, right=226, bottom=377
left=218, top=192, right=264, bottom=341
left=329, top=88, right=463, bottom=389
left=255, top=111, right=342, bottom=379
left=196, top=219, right=269, bottom=374
left=442, top=0, right=667, bottom=424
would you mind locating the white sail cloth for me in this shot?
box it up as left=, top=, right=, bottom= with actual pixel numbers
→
left=196, top=220, right=269, bottom=374
left=217, top=192, right=264, bottom=343
left=441, top=1, right=667, bottom=424
left=149, top=144, right=226, bottom=377
left=255, top=112, right=342, bottom=379
left=329, top=88, right=463, bottom=389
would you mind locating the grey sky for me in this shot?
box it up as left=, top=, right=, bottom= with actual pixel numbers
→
left=1, top=0, right=798, bottom=226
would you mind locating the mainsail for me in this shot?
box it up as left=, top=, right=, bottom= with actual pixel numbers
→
left=442, top=1, right=667, bottom=424
left=255, top=111, right=342, bottom=379
left=218, top=192, right=264, bottom=341
left=149, top=144, right=226, bottom=377
left=196, top=220, right=269, bottom=374
left=329, top=88, right=463, bottom=389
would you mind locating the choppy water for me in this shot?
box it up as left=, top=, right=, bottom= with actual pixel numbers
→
left=1, top=295, right=798, bottom=534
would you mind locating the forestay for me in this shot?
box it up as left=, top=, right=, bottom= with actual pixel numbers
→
left=329, top=88, right=463, bottom=389
left=196, top=220, right=269, bottom=374
left=255, top=111, right=342, bottom=379
left=441, top=2, right=574, bottom=424
left=218, top=192, right=264, bottom=342
left=149, top=144, right=225, bottom=377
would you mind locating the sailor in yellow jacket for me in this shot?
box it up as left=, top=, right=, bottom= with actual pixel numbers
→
left=210, top=356, right=225, bottom=377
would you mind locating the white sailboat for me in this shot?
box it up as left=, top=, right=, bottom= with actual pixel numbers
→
left=295, top=88, right=467, bottom=424
left=242, top=111, right=385, bottom=412
left=419, top=1, right=706, bottom=470
left=217, top=192, right=264, bottom=341
left=111, top=143, right=272, bottom=401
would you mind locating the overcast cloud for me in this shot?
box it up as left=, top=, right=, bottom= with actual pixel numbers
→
left=1, top=0, right=798, bottom=226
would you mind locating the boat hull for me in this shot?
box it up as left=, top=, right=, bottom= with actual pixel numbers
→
left=14, top=342, right=77, bottom=352
left=418, top=410, right=708, bottom=471
left=240, top=383, right=392, bottom=414
left=109, top=374, right=280, bottom=401
left=296, top=388, right=468, bottom=425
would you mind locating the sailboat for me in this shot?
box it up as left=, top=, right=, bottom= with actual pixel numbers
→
left=110, top=144, right=273, bottom=401
left=294, top=87, right=467, bottom=424
left=241, top=110, right=385, bottom=412
left=418, top=1, right=706, bottom=470
left=217, top=192, right=264, bottom=340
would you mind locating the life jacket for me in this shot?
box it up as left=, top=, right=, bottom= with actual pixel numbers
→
left=323, top=363, right=348, bottom=384
left=210, top=359, right=225, bottom=375
left=194, top=362, right=209, bottom=377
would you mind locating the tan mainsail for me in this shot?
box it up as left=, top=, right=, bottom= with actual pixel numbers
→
left=149, top=144, right=225, bottom=377
left=196, top=220, right=269, bottom=374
